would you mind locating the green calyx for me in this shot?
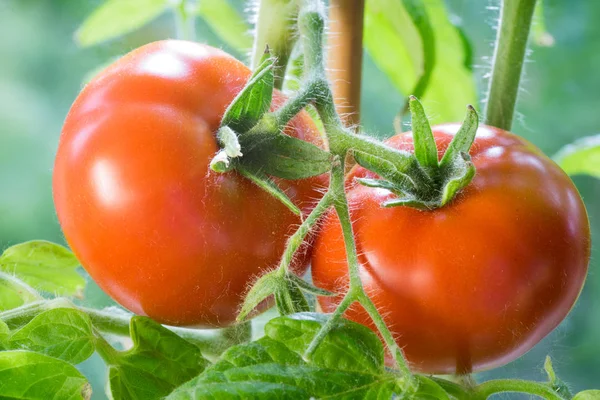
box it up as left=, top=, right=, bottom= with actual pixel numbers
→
left=355, top=96, right=479, bottom=210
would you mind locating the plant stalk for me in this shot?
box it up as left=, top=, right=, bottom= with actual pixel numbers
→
left=251, top=0, right=300, bottom=89
left=484, top=0, right=537, bottom=130
left=326, top=0, right=365, bottom=128
left=0, top=299, right=249, bottom=359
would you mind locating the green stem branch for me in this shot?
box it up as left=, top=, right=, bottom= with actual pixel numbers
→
left=278, top=191, right=334, bottom=275
left=484, top=0, right=537, bottom=130
left=0, top=299, right=249, bottom=359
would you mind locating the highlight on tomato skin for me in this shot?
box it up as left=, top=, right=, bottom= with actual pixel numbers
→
left=311, top=123, right=591, bottom=375
left=52, top=40, right=327, bottom=328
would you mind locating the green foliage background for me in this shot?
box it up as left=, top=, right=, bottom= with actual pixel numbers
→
left=0, top=0, right=598, bottom=396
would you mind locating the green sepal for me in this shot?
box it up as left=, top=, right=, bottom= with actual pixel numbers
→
left=239, top=132, right=331, bottom=180
left=382, top=196, right=435, bottom=210
left=237, top=270, right=283, bottom=322
left=236, top=166, right=301, bottom=216
left=238, top=272, right=320, bottom=322
left=288, top=274, right=335, bottom=297
left=353, top=150, right=417, bottom=192
left=409, top=96, right=439, bottom=172
left=439, top=152, right=475, bottom=207
left=221, top=50, right=275, bottom=132
left=355, top=177, right=407, bottom=196
left=439, top=105, right=478, bottom=169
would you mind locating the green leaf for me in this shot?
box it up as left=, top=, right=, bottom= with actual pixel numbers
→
left=240, top=132, right=332, bottom=180
left=401, top=0, right=435, bottom=104
left=265, top=312, right=384, bottom=375
left=414, top=376, right=451, bottom=400
left=196, top=0, right=252, bottom=51
left=106, top=316, right=208, bottom=399
left=0, top=350, right=91, bottom=399
left=236, top=166, right=301, bottom=216
left=409, top=96, right=438, bottom=171
left=439, top=105, right=478, bottom=169
left=221, top=55, right=275, bottom=132
left=75, top=0, right=169, bottom=47
left=553, top=134, right=600, bottom=179
left=365, top=0, right=476, bottom=124
left=573, top=390, right=600, bottom=400
left=168, top=334, right=411, bottom=399
left=0, top=271, right=41, bottom=312
left=0, top=241, right=85, bottom=297
left=7, top=308, right=95, bottom=365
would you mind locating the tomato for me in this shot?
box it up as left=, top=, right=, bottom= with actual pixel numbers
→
left=312, top=124, right=590, bottom=374
left=53, top=40, right=326, bottom=327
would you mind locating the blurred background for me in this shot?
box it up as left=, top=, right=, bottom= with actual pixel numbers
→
left=0, top=0, right=598, bottom=397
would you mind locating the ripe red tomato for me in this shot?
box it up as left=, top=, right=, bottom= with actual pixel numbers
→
left=312, top=124, right=590, bottom=374
left=53, top=40, right=326, bottom=327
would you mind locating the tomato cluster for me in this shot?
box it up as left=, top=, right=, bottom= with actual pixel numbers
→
left=54, top=43, right=589, bottom=374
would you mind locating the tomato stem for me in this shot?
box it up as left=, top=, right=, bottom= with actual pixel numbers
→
left=278, top=191, right=333, bottom=275
left=304, top=157, right=416, bottom=388
left=251, top=0, right=300, bottom=89
left=0, top=299, right=248, bottom=360
left=484, top=0, right=537, bottom=130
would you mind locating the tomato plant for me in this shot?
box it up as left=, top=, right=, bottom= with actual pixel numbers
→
left=53, top=40, right=326, bottom=327
left=0, top=0, right=599, bottom=399
left=312, top=124, right=590, bottom=374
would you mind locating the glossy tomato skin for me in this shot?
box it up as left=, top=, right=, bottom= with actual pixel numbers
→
left=312, top=124, right=590, bottom=374
left=53, top=41, right=326, bottom=327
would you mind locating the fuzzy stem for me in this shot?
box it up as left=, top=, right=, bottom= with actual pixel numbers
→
left=278, top=191, right=334, bottom=275
left=473, top=379, right=564, bottom=400
left=304, top=290, right=356, bottom=358
left=326, top=0, right=365, bottom=127
left=484, top=0, right=537, bottom=130
left=0, top=299, right=248, bottom=358
left=251, top=0, right=299, bottom=89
